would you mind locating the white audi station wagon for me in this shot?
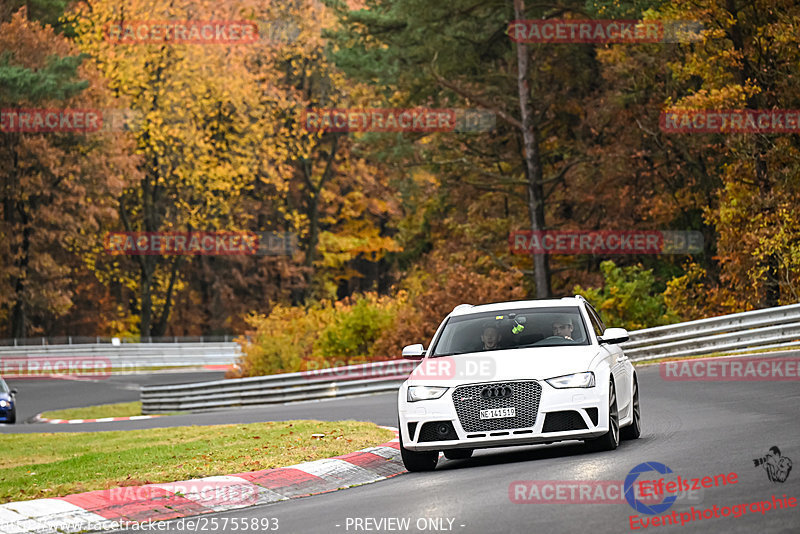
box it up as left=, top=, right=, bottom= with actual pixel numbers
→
left=397, top=295, right=640, bottom=471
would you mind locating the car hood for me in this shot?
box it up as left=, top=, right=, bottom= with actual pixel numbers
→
left=407, top=346, right=603, bottom=385
left=0, top=393, right=12, bottom=402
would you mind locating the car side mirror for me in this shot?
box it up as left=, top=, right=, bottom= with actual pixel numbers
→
left=599, top=327, right=629, bottom=344
left=402, top=344, right=426, bottom=360
left=10, top=389, right=17, bottom=396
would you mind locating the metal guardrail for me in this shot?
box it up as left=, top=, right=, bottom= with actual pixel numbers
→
left=621, top=303, right=800, bottom=361
left=140, top=303, right=800, bottom=414
left=141, top=360, right=415, bottom=413
left=0, top=335, right=238, bottom=346
left=0, top=342, right=241, bottom=369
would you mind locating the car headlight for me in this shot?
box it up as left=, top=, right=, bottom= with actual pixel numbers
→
left=407, top=386, right=448, bottom=402
left=0, top=400, right=8, bottom=408
left=546, top=372, right=595, bottom=389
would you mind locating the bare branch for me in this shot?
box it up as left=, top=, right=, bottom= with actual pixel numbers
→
left=477, top=244, right=534, bottom=276
left=429, top=54, right=522, bottom=130
left=543, top=158, right=587, bottom=184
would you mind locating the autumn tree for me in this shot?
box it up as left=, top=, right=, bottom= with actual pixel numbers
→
left=67, top=0, right=302, bottom=336
left=325, top=0, right=624, bottom=298
left=0, top=9, right=139, bottom=337
left=254, top=0, right=403, bottom=302
left=657, top=0, right=800, bottom=307
left=593, top=0, right=800, bottom=310
left=1, top=0, right=70, bottom=30
left=551, top=0, right=723, bottom=294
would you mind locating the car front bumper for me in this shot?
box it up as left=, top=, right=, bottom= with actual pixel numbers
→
left=399, top=379, right=610, bottom=452
left=0, top=406, right=14, bottom=422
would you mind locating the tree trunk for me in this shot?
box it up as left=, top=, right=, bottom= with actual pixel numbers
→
left=298, top=134, right=340, bottom=301
left=726, top=0, right=779, bottom=307
left=304, top=190, right=320, bottom=269
left=152, top=256, right=183, bottom=336
left=139, top=260, right=154, bottom=338
left=10, top=210, right=30, bottom=338
left=6, top=138, right=28, bottom=338
left=513, top=0, right=551, bottom=298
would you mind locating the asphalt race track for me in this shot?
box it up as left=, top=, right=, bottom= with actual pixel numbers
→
left=3, top=362, right=800, bottom=533
left=0, top=371, right=226, bottom=428
left=0, top=371, right=395, bottom=433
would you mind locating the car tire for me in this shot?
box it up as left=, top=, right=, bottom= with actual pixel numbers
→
left=585, top=381, right=619, bottom=452
left=443, top=449, right=473, bottom=460
left=399, top=424, right=438, bottom=472
left=7, top=409, right=15, bottom=425
left=620, top=379, right=641, bottom=440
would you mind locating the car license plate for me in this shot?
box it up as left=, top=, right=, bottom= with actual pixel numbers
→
left=479, top=407, right=516, bottom=420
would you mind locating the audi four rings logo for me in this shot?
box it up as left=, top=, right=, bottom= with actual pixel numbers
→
left=481, top=386, right=513, bottom=399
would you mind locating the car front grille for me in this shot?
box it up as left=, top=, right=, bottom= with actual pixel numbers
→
left=452, top=381, right=542, bottom=432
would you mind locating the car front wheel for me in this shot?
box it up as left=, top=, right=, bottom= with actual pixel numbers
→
left=399, top=425, right=438, bottom=472
left=585, top=381, right=619, bottom=452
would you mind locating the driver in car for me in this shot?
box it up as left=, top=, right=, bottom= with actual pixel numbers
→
left=481, top=324, right=501, bottom=350
left=551, top=316, right=575, bottom=340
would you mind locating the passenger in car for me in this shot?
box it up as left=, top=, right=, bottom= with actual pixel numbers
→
left=551, top=316, right=575, bottom=340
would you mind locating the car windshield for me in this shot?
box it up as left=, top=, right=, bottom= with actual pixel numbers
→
left=0, top=379, right=8, bottom=393
left=430, top=306, right=590, bottom=356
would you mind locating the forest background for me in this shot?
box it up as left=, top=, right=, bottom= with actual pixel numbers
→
left=1, top=0, right=798, bottom=377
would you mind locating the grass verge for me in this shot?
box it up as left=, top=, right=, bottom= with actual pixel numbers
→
left=40, top=401, right=146, bottom=420
left=0, top=420, right=394, bottom=504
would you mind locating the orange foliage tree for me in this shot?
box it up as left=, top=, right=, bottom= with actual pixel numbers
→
left=0, top=9, right=139, bottom=337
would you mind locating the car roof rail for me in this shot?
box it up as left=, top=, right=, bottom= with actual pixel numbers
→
left=452, top=304, right=473, bottom=313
